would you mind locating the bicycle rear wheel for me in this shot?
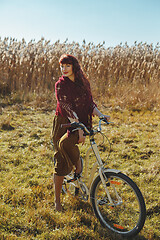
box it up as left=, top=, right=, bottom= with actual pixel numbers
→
left=62, top=172, right=79, bottom=196
left=62, top=176, right=88, bottom=200
left=90, top=171, right=146, bottom=238
left=62, top=157, right=84, bottom=197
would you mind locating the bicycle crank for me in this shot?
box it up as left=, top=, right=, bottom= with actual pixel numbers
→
left=78, top=181, right=89, bottom=201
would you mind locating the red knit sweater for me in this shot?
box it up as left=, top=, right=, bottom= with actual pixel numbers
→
left=55, top=76, right=96, bottom=129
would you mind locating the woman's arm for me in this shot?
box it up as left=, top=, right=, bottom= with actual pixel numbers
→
left=93, top=107, right=110, bottom=121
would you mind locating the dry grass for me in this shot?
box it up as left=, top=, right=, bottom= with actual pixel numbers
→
left=0, top=37, right=160, bottom=110
left=0, top=105, right=160, bottom=240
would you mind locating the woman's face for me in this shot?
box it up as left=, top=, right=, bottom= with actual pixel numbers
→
left=60, top=63, right=74, bottom=81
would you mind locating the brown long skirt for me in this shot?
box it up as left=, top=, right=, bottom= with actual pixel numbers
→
left=52, top=115, right=80, bottom=176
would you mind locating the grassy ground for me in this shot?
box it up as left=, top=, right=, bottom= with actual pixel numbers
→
left=0, top=104, right=160, bottom=240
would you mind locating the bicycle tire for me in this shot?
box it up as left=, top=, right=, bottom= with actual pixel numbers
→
left=90, top=171, right=146, bottom=238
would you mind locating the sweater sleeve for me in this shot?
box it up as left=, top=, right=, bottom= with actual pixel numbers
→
left=55, top=81, right=78, bottom=120
left=89, top=95, right=97, bottom=115
left=87, top=83, right=97, bottom=115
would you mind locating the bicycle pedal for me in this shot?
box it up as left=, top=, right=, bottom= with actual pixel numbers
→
left=74, top=172, right=81, bottom=179
left=67, top=178, right=76, bottom=183
left=67, top=174, right=81, bottom=183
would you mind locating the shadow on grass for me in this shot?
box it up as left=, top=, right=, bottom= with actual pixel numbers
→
left=66, top=198, right=152, bottom=240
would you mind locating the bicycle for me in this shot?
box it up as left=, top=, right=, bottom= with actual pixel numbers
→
left=53, top=116, right=146, bottom=238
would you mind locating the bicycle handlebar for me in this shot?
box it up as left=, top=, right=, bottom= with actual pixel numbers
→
left=61, top=117, right=111, bottom=136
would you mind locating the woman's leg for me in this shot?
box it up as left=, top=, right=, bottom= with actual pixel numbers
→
left=53, top=174, right=64, bottom=211
left=75, top=157, right=82, bottom=174
left=59, top=131, right=81, bottom=172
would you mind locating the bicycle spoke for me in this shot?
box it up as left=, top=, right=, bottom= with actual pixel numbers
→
left=91, top=172, right=146, bottom=237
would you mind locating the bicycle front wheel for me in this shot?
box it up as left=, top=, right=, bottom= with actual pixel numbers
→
left=90, top=171, right=146, bottom=238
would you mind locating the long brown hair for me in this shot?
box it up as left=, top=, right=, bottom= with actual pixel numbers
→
left=59, top=54, right=91, bottom=93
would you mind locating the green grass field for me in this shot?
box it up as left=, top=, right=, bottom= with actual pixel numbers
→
left=0, top=104, right=160, bottom=240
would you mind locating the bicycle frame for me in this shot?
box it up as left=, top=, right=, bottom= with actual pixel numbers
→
left=85, top=137, right=121, bottom=204
left=60, top=119, right=146, bottom=237
left=84, top=139, right=104, bottom=189
left=64, top=129, right=121, bottom=204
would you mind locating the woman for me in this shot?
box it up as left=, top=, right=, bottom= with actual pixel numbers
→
left=52, top=54, right=110, bottom=211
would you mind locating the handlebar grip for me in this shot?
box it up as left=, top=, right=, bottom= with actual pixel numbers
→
left=61, top=122, right=90, bottom=135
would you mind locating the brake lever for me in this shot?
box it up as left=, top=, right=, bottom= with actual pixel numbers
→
left=103, top=119, right=109, bottom=124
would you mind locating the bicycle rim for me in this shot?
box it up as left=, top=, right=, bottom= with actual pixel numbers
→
left=90, top=172, right=146, bottom=238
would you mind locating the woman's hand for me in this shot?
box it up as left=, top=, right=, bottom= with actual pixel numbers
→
left=78, top=129, right=85, bottom=144
left=93, top=107, right=110, bottom=122
left=68, top=118, right=85, bottom=144
left=102, top=114, right=110, bottom=122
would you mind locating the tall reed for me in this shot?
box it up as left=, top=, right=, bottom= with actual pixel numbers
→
left=0, top=37, right=160, bottom=109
